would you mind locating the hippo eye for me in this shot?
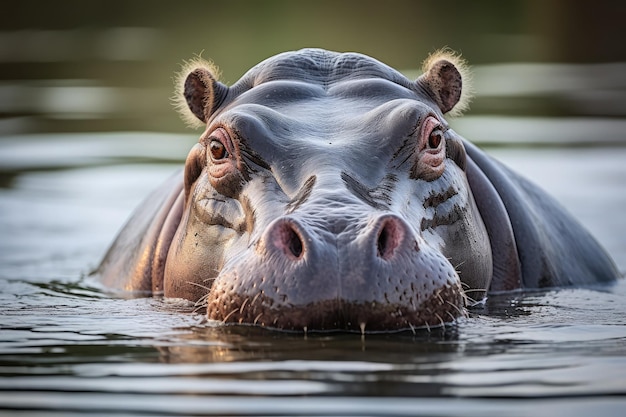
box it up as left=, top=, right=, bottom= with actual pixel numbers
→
left=209, top=139, right=229, bottom=160
left=428, top=128, right=444, bottom=149
left=411, top=115, right=446, bottom=181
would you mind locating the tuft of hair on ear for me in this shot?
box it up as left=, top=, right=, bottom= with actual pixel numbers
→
left=171, top=55, right=223, bottom=129
left=420, top=48, right=473, bottom=117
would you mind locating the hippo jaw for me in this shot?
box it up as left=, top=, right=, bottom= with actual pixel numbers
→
left=161, top=49, right=492, bottom=332
left=207, top=281, right=466, bottom=333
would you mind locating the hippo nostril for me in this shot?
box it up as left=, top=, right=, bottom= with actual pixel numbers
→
left=285, top=227, right=303, bottom=259
left=269, top=220, right=305, bottom=260
left=377, top=227, right=391, bottom=258
left=376, top=217, right=406, bottom=260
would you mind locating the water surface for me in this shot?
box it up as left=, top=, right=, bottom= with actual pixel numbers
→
left=1, top=132, right=625, bottom=416
left=2, top=1, right=626, bottom=414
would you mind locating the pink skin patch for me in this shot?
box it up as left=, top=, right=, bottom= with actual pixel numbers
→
left=414, top=116, right=446, bottom=181
left=269, top=220, right=304, bottom=260
left=205, top=127, right=239, bottom=180
left=376, top=216, right=406, bottom=260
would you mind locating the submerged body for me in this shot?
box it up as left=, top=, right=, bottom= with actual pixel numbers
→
left=95, top=49, right=619, bottom=332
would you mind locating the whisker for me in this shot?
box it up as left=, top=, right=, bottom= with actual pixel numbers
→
left=453, top=259, right=466, bottom=270
left=253, top=312, right=264, bottom=325
left=445, top=300, right=465, bottom=316
left=239, top=297, right=249, bottom=315
left=436, top=292, right=445, bottom=305
left=461, top=286, right=490, bottom=305
left=221, top=307, right=240, bottom=324
left=188, top=281, right=212, bottom=292
left=463, top=288, right=488, bottom=294
left=194, top=292, right=209, bottom=305
left=251, top=292, right=262, bottom=306
left=192, top=304, right=206, bottom=315
left=464, top=295, right=479, bottom=305
left=193, top=293, right=210, bottom=312
left=434, top=312, right=446, bottom=328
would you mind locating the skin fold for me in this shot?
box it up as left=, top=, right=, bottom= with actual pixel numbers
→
left=95, top=49, right=620, bottom=332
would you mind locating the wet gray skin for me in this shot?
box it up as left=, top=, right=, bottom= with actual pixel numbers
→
left=95, top=49, right=620, bottom=332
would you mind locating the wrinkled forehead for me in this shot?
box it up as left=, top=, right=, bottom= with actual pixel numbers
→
left=212, top=49, right=441, bottom=142
left=208, top=78, right=441, bottom=192
left=216, top=77, right=436, bottom=145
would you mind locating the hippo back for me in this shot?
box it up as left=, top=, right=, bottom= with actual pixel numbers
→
left=464, top=140, right=618, bottom=290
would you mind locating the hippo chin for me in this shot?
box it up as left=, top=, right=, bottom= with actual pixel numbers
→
left=94, top=48, right=619, bottom=333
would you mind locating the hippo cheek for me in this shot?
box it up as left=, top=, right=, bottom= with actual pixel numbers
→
left=204, top=215, right=466, bottom=333
left=163, top=215, right=237, bottom=302
left=434, top=180, right=493, bottom=302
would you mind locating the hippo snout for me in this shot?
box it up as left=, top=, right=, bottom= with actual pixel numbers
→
left=204, top=213, right=466, bottom=332
left=265, top=214, right=407, bottom=264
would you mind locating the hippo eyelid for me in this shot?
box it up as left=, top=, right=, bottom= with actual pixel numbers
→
left=409, top=115, right=447, bottom=181
left=202, top=127, right=239, bottom=162
left=408, top=112, right=447, bottom=137
left=419, top=116, right=446, bottom=150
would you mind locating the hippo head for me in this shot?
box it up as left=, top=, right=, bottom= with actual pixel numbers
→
left=165, top=49, right=491, bottom=332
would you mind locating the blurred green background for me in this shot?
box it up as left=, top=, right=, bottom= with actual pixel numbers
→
left=0, top=0, right=625, bottom=134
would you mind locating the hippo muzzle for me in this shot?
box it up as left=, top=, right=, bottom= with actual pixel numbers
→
left=204, top=188, right=467, bottom=332
left=95, top=48, right=619, bottom=333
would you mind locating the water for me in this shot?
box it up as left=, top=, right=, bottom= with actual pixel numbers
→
left=0, top=131, right=625, bottom=416
left=1, top=2, right=626, bottom=412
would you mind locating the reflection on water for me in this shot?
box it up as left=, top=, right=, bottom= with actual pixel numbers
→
left=1, top=271, right=626, bottom=415
left=1, top=2, right=625, bottom=414
left=0, top=134, right=625, bottom=415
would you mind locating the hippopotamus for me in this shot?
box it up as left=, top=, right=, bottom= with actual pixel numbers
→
left=95, top=48, right=619, bottom=332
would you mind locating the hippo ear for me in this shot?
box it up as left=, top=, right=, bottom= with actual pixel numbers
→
left=173, top=57, right=229, bottom=128
left=416, top=50, right=472, bottom=116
